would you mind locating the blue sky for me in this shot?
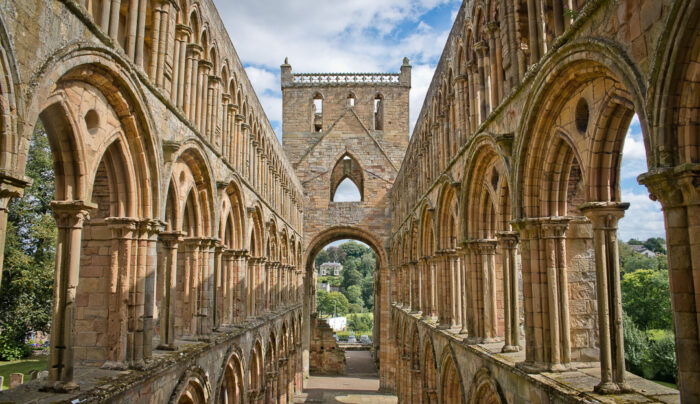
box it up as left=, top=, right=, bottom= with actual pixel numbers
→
left=213, top=0, right=665, bottom=242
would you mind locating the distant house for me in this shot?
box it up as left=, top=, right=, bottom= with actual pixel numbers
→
left=630, top=244, right=656, bottom=258
left=319, top=262, right=343, bottom=276
left=319, top=282, right=331, bottom=292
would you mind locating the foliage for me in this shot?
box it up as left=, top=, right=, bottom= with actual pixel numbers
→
left=348, top=303, right=363, bottom=313
left=623, top=313, right=648, bottom=376
left=341, top=267, right=362, bottom=292
left=0, top=122, right=55, bottom=360
left=340, top=241, right=366, bottom=260
left=621, top=269, right=672, bottom=330
left=347, top=313, right=373, bottom=332
left=317, top=291, right=349, bottom=316
left=318, top=276, right=342, bottom=287
left=361, top=276, right=374, bottom=310
left=326, top=246, right=346, bottom=263
left=644, top=330, right=677, bottom=382
left=628, top=237, right=667, bottom=255
left=619, top=242, right=667, bottom=274
left=314, top=250, right=331, bottom=268
left=345, top=285, right=363, bottom=306
left=357, top=252, right=376, bottom=277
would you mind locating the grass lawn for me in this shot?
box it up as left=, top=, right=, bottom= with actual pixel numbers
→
left=653, top=380, right=678, bottom=390
left=0, top=356, right=48, bottom=390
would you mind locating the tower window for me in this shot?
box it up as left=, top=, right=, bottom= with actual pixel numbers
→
left=313, top=93, right=323, bottom=132
left=347, top=93, right=356, bottom=107
left=374, top=94, right=384, bottom=131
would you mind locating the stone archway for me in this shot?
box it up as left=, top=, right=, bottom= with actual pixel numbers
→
left=301, top=225, right=391, bottom=386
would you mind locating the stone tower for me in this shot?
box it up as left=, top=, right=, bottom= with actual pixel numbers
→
left=281, top=59, right=410, bottom=387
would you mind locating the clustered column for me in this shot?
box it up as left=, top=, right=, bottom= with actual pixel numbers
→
left=46, top=201, right=95, bottom=392
left=515, top=217, right=572, bottom=372
left=496, top=231, right=520, bottom=352
left=580, top=202, right=630, bottom=394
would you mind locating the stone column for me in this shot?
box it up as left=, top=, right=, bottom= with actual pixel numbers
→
left=236, top=250, right=249, bottom=322
left=148, top=1, right=163, bottom=79
left=213, top=242, right=224, bottom=330
left=515, top=217, right=572, bottom=372
left=459, top=243, right=471, bottom=336
left=197, top=61, right=213, bottom=135
left=580, top=202, right=630, bottom=394
left=496, top=231, right=520, bottom=352
left=639, top=167, right=700, bottom=401
left=184, top=44, right=201, bottom=120
left=46, top=200, right=96, bottom=392
left=143, top=220, right=163, bottom=360
left=429, top=256, right=438, bottom=321
left=526, top=0, right=540, bottom=64
left=437, top=251, right=451, bottom=328
left=134, top=0, right=147, bottom=67
left=473, top=41, right=488, bottom=123
left=108, top=0, right=121, bottom=41
left=486, top=23, right=500, bottom=110
left=475, top=240, right=498, bottom=340
left=103, top=217, right=137, bottom=368
left=171, top=25, right=190, bottom=107
left=125, top=0, right=139, bottom=60
left=157, top=231, right=183, bottom=350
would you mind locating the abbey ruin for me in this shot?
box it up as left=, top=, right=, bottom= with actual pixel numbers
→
left=0, top=0, right=697, bottom=403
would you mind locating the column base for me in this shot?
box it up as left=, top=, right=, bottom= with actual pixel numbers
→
left=41, top=380, right=80, bottom=393
left=101, top=360, right=129, bottom=370
left=129, top=359, right=147, bottom=371
left=501, top=344, right=521, bottom=353
left=515, top=361, right=546, bottom=374
left=156, top=344, right=178, bottom=351
left=594, top=381, right=632, bottom=395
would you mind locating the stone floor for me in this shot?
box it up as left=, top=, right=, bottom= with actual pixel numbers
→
left=294, top=350, right=397, bottom=403
left=479, top=341, right=680, bottom=403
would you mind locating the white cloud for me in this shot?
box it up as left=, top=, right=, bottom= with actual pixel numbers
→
left=332, top=178, right=362, bottom=202
left=245, top=66, right=278, bottom=93
left=618, top=190, right=665, bottom=241
left=213, top=0, right=460, bottom=139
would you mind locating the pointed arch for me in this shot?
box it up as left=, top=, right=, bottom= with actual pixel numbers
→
left=329, top=151, right=364, bottom=202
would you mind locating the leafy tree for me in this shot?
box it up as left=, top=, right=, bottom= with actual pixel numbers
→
left=619, top=242, right=667, bottom=274
left=361, top=276, right=374, bottom=310
left=326, top=246, right=346, bottom=263
left=345, top=285, right=363, bottom=306
left=643, top=237, right=667, bottom=255
left=623, top=313, right=647, bottom=376
left=341, top=267, right=362, bottom=292
left=341, top=241, right=366, bottom=260
left=621, top=269, right=672, bottom=330
left=0, top=122, right=56, bottom=360
left=644, top=330, right=677, bottom=382
left=348, top=303, right=363, bottom=313
left=347, top=313, right=373, bottom=332
left=317, top=292, right=348, bottom=317
left=314, top=250, right=331, bottom=268
left=357, top=252, right=376, bottom=277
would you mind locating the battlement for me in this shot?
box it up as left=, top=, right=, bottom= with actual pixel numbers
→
left=281, top=58, right=411, bottom=88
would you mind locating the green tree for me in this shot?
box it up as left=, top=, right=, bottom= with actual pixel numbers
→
left=0, top=122, right=56, bottom=360
left=317, top=292, right=348, bottom=316
left=345, top=285, right=363, bottom=306
left=341, top=267, right=362, bottom=292
left=621, top=269, right=672, bottom=330
left=361, top=276, right=374, bottom=310
left=315, top=250, right=331, bottom=268
left=643, top=237, right=666, bottom=255
left=340, top=241, right=366, bottom=260
left=619, top=242, right=667, bottom=274
left=347, top=313, right=373, bottom=332
left=326, top=246, right=346, bottom=263
left=357, top=252, right=376, bottom=277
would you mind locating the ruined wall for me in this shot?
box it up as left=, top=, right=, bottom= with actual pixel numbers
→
left=309, top=314, right=346, bottom=375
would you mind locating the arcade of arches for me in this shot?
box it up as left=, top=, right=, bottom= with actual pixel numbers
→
left=0, top=0, right=697, bottom=403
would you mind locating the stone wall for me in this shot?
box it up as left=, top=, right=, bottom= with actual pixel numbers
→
left=309, top=314, right=346, bottom=376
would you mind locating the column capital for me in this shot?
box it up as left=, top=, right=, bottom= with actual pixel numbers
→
left=186, top=43, right=203, bottom=56
left=51, top=200, right=97, bottom=229
left=638, top=164, right=700, bottom=207
left=0, top=170, right=31, bottom=209
left=467, top=239, right=498, bottom=253
left=579, top=201, right=629, bottom=229
left=175, top=24, right=192, bottom=39
left=495, top=231, right=519, bottom=247
left=159, top=230, right=185, bottom=245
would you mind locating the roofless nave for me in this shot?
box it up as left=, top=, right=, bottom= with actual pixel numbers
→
left=0, top=0, right=697, bottom=403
